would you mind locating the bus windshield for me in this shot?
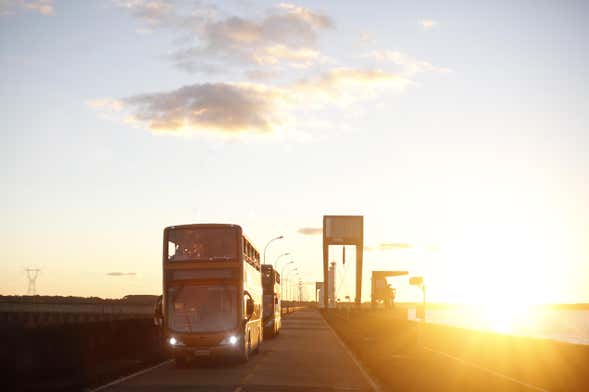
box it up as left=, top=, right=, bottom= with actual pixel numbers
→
left=167, top=227, right=237, bottom=261
left=167, top=285, right=237, bottom=333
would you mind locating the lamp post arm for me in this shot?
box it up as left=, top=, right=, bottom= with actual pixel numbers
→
left=274, top=252, right=291, bottom=269
left=263, top=235, right=283, bottom=265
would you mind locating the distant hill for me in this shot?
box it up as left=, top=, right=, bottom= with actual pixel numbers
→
left=0, top=295, right=160, bottom=306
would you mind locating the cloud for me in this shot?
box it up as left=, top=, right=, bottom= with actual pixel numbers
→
left=378, top=242, right=412, bottom=250
left=87, top=98, right=124, bottom=112
left=419, top=19, right=437, bottom=29
left=90, top=67, right=410, bottom=135
left=114, top=1, right=333, bottom=72
left=293, top=67, right=413, bottom=105
left=107, top=272, right=137, bottom=276
left=363, top=50, right=451, bottom=76
left=297, top=227, right=322, bottom=236
left=120, top=82, right=289, bottom=134
left=94, top=4, right=448, bottom=140
left=359, top=31, right=375, bottom=45
left=112, top=0, right=174, bottom=27
left=253, top=45, right=322, bottom=67
left=1, top=0, right=53, bottom=15
left=244, top=69, right=279, bottom=81
left=365, top=243, right=412, bottom=251
left=297, top=67, right=410, bottom=90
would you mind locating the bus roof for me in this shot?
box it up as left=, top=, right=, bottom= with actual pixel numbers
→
left=164, top=223, right=242, bottom=231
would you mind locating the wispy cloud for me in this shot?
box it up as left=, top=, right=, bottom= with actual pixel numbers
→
left=87, top=98, right=124, bottom=112
left=294, top=67, right=412, bottom=97
left=378, top=242, right=412, bottom=250
left=298, top=227, right=322, bottom=236
left=359, top=31, right=375, bottom=45
left=365, top=243, right=412, bottom=251
left=363, top=50, right=451, bottom=76
left=112, top=0, right=174, bottom=27
left=419, top=19, right=437, bottom=30
left=107, top=272, right=137, bottom=276
left=1, top=0, right=53, bottom=16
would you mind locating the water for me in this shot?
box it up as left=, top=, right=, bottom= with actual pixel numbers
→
left=408, top=306, right=589, bottom=345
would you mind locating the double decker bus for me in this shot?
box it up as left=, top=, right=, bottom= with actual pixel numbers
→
left=261, top=265, right=281, bottom=338
left=162, top=224, right=263, bottom=365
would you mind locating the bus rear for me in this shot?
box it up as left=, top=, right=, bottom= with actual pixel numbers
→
left=162, top=224, right=262, bottom=365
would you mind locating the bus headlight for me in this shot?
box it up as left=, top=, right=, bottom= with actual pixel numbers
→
left=168, top=337, right=184, bottom=346
left=220, top=335, right=239, bottom=345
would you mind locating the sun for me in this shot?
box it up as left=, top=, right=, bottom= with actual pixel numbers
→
left=473, top=301, right=533, bottom=334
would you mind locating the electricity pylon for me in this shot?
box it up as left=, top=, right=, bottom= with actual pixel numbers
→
left=25, top=268, right=41, bottom=295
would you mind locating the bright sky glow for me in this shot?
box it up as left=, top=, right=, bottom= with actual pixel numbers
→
left=1, top=0, right=588, bottom=304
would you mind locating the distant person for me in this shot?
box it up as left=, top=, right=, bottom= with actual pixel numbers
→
left=170, top=244, right=186, bottom=261
left=385, top=285, right=396, bottom=309
left=190, top=242, right=205, bottom=258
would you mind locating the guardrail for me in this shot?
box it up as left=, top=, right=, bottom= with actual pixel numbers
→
left=281, top=306, right=305, bottom=316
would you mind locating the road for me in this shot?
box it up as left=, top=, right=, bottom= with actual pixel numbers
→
left=97, top=308, right=377, bottom=392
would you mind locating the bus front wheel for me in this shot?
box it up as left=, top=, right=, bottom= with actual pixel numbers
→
left=237, top=334, right=249, bottom=363
left=253, top=329, right=260, bottom=354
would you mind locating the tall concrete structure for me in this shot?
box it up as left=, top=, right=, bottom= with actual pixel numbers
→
left=316, top=282, right=324, bottom=305
left=323, top=215, right=363, bottom=308
left=328, top=262, right=336, bottom=306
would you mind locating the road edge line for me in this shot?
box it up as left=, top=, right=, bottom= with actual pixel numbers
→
left=87, top=359, right=173, bottom=392
left=321, top=312, right=382, bottom=392
left=423, top=347, right=549, bottom=392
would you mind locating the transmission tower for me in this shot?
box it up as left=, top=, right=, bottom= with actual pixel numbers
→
left=25, top=268, right=41, bottom=295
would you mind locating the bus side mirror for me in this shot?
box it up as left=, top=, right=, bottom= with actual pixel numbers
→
left=246, top=298, right=254, bottom=316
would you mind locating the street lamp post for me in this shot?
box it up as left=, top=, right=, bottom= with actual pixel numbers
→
left=283, top=265, right=298, bottom=301
left=289, top=270, right=300, bottom=302
left=280, top=261, right=294, bottom=300
left=263, top=235, right=283, bottom=265
left=273, top=252, right=290, bottom=269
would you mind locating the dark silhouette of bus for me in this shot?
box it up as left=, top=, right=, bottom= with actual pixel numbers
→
left=261, top=264, right=281, bottom=338
left=162, top=224, right=263, bottom=365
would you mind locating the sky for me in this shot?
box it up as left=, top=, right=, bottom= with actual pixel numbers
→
left=1, top=0, right=588, bottom=304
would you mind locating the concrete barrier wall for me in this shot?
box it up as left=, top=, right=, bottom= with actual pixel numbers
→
left=2, top=318, right=164, bottom=390
left=2, top=303, right=307, bottom=390
left=0, top=301, right=154, bottom=328
left=0, top=301, right=153, bottom=315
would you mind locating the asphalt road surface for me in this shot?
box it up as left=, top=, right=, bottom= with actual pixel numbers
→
left=97, top=309, right=377, bottom=392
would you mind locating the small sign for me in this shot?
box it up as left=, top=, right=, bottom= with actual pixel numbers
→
left=324, top=216, right=363, bottom=244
